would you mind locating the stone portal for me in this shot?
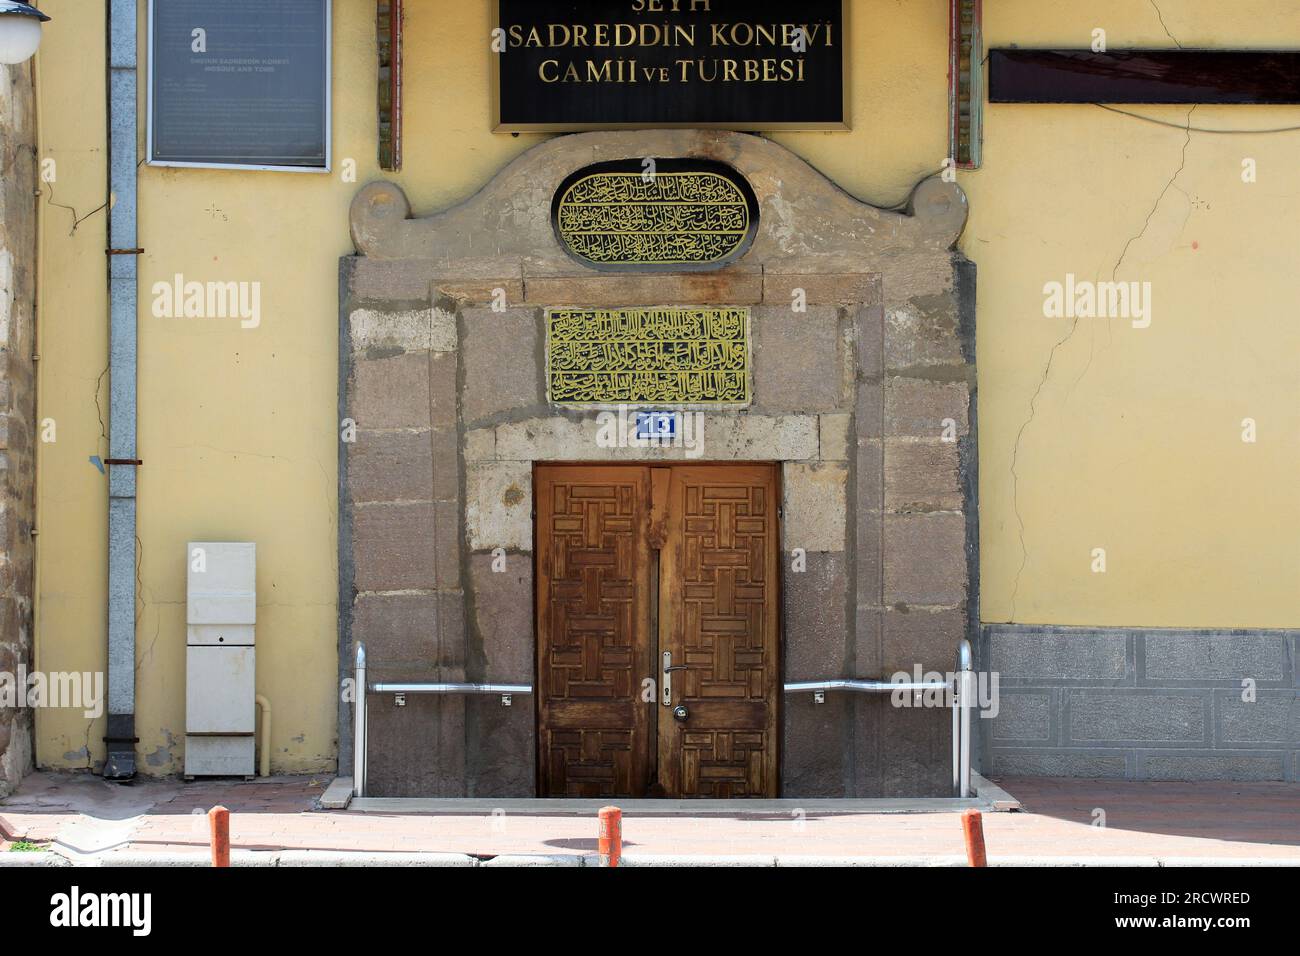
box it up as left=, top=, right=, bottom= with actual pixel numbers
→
left=339, top=130, right=976, bottom=797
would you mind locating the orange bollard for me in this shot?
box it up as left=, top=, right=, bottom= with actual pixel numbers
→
left=209, top=805, right=231, bottom=868
left=961, top=808, right=987, bottom=867
left=598, top=806, right=622, bottom=868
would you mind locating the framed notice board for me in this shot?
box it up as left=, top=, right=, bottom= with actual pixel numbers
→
left=147, top=0, right=331, bottom=171
left=494, top=0, right=848, bottom=131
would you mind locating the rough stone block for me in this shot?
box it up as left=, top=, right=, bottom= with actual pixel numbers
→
left=884, top=440, right=962, bottom=512
left=753, top=307, right=842, bottom=412
left=988, top=627, right=1130, bottom=681
left=352, top=503, right=437, bottom=592
left=855, top=438, right=882, bottom=509
left=525, top=273, right=763, bottom=306
left=1143, top=631, right=1291, bottom=682
left=434, top=592, right=467, bottom=669
left=431, top=427, right=459, bottom=501
left=711, top=415, right=819, bottom=461
left=494, top=416, right=593, bottom=461
left=782, top=552, right=848, bottom=681
left=853, top=605, right=882, bottom=678
left=855, top=302, right=885, bottom=379
left=763, top=273, right=879, bottom=307
left=818, top=413, right=851, bottom=461
left=782, top=462, right=847, bottom=553
left=880, top=606, right=965, bottom=676
left=855, top=381, right=883, bottom=439
left=465, top=696, right=535, bottom=796
left=884, top=290, right=964, bottom=369
left=365, top=694, right=465, bottom=796
left=349, top=308, right=455, bottom=353
left=434, top=500, right=463, bottom=589
left=855, top=509, right=882, bottom=606
left=464, top=428, right=496, bottom=462
left=429, top=351, right=458, bottom=425
left=351, top=352, right=431, bottom=430
left=782, top=694, right=846, bottom=797
left=469, top=553, right=534, bottom=683
left=347, top=258, right=437, bottom=303
left=351, top=593, right=440, bottom=670
left=462, top=309, right=540, bottom=423
left=883, top=513, right=967, bottom=606
left=884, top=379, right=968, bottom=438
left=436, top=278, right=525, bottom=306
left=466, top=462, right=532, bottom=552
left=875, top=696, right=952, bottom=796
left=491, top=413, right=819, bottom=463
left=851, top=693, right=880, bottom=795
left=348, top=430, right=433, bottom=504
left=1069, top=692, right=1205, bottom=744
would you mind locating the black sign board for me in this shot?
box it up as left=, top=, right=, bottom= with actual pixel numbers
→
left=989, top=49, right=1300, bottom=104
left=148, top=0, right=330, bottom=170
left=495, top=1, right=847, bottom=130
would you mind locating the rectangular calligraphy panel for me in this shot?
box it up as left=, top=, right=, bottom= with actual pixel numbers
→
left=547, top=308, right=751, bottom=406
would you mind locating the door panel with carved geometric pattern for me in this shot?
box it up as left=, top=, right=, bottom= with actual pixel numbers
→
left=536, top=463, right=780, bottom=798
left=657, top=464, right=780, bottom=798
left=535, top=466, right=652, bottom=797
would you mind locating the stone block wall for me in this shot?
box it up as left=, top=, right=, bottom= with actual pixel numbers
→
left=339, top=285, right=468, bottom=796
left=0, top=62, right=37, bottom=797
left=985, top=625, right=1300, bottom=781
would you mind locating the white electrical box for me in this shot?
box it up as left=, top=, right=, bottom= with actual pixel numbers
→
left=185, top=542, right=256, bottom=777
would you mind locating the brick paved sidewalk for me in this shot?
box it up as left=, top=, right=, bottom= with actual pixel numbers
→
left=1, top=772, right=1296, bottom=865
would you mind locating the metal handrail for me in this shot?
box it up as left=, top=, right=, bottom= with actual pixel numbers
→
left=352, top=644, right=535, bottom=798
left=351, top=638, right=977, bottom=799
left=784, top=679, right=947, bottom=694
left=370, top=682, right=533, bottom=695
left=783, top=639, right=976, bottom=798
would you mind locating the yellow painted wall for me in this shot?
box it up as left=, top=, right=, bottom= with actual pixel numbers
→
left=32, top=1, right=1300, bottom=773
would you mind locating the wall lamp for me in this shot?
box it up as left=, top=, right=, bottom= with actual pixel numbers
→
left=0, top=1, right=50, bottom=66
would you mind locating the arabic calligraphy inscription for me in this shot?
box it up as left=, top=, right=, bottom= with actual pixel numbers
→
left=552, top=159, right=759, bottom=271
left=548, top=307, right=750, bottom=405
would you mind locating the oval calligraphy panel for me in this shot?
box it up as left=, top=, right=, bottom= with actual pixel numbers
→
left=552, top=159, right=759, bottom=272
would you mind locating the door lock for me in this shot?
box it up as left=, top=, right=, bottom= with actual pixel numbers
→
left=672, top=704, right=690, bottom=722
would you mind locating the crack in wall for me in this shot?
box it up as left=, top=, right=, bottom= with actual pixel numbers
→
left=93, top=365, right=109, bottom=442
left=1006, top=106, right=1196, bottom=622
left=1112, top=108, right=1195, bottom=280
left=1148, top=0, right=1185, bottom=49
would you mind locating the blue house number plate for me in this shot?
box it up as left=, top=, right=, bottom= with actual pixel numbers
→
left=635, top=411, right=677, bottom=440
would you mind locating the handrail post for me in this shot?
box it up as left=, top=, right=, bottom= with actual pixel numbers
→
left=957, top=638, right=973, bottom=798
left=951, top=675, right=961, bottom=796
left=354, top=642, right=367, bottom=798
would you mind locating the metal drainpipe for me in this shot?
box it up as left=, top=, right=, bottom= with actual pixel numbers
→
left=103, top=0, right=138, bottom=780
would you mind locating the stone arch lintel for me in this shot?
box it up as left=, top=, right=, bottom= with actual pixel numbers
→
left=349, top=131, right=968, bottom=268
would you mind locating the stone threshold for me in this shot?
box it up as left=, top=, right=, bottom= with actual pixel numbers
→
left=339, top=773, right=1019, bottom=815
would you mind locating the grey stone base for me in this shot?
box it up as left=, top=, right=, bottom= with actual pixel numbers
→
left=983, top=624, right=1299, bottom=782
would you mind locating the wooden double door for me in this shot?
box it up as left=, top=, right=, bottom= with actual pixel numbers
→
left=536, top=463, right=781, bottom=798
